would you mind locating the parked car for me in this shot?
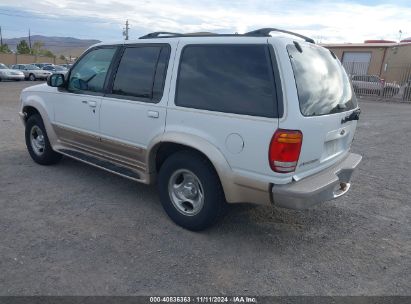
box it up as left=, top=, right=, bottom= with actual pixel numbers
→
left=19, top=28, right=362, bottom=230
left=0, top=63, right=25, bottom=81
left=351, top=75, right=400, bottom=97
left=32, top=63, right=53, bottom=69
left=42, top=65, right=68, bottom=76
left=59, top=64, right=73, bottom=69
left=11, top=64, right=52, bottom=81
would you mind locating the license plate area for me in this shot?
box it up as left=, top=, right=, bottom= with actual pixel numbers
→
left=322, top=138, right=344, bottom=160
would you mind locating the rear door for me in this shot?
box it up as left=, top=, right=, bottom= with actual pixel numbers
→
left=279, top=41, right=359, bottom=180
left=98, top=43, right=173, bottom=166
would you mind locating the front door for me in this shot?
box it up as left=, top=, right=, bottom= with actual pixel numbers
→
left=52, top=47, right=118, bottom=148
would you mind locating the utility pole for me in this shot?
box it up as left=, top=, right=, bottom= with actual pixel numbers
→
left=28, top=29, right=32, bottom=50
left=0, top=26, right=3, bottom=46
left=123, top=20, right=130, bottom=40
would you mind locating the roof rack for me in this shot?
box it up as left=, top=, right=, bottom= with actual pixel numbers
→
left=139, top=32, right=182, bottom=39
left=138, top=28, right=315, bottom=43
left=139, top=32, right=243, bottom=39
left=245, top=28, right=315, bottom=43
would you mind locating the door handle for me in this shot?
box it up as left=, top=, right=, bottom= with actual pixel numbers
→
left=82, top=100, right=97, bottom=108
left=147, top=110, right=159, bottom=118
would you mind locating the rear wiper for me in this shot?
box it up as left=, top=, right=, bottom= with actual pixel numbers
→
left=341, top=108, right=361, bottom=124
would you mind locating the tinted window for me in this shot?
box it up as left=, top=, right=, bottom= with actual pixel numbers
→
left=287, top=43, right=357, bottom=116
left=176, top=45, right=277, bottom=118
left=111, top=46, right=169, bottom=101
left=153, top=47, right=170, bottom=101
left=68, top=47, right=116, bottom=93
left=26, top=65, right=39, bottom=70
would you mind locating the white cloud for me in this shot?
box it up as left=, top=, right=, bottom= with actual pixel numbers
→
left=1, top=0, right=410, bottom=42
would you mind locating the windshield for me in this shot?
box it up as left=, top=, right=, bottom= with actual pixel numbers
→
left=0, top=63, right=8, bottom=69
left=287, top=43, right=357, bottom=116
left=25, top=65, right=40, bottom=70
left=55, top=66, right=66, bottom=71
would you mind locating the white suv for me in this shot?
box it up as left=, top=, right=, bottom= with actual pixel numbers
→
left=19, top=28, right=362, bottom=230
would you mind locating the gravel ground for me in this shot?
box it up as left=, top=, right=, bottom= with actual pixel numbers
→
left=0, top=81, right=410, bottom=296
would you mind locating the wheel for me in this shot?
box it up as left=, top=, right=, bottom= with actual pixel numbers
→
left=29, top=74, right=36, bottom=81
left=25, top=114, right=62, bottom=165
left=158, top=150, right=227, bottom=231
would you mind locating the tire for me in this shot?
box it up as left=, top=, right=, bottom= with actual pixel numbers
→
left=29, top=74, right=36, bottom=81
left=25, top=114, right=62, bottom=165
left=158, top=150, right=227, bottom=231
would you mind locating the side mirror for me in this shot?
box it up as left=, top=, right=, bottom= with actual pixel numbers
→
left=47, top=73, right=65, bottom=87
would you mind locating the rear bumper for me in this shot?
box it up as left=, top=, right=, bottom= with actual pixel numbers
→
left=2, top=75, right=25, bottom=80
left=271, top=153, right=362, bottom=209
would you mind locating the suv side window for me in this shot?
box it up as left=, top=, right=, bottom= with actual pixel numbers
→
left=175, top=44, right=278, bottom=118
left=68, top=47, right=117, bottom=94
left=110, top=45, right=170, bottom=102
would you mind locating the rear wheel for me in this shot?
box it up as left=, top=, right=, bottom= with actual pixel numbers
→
left=25, top=114, right=62, bottom=165
left=29, top=74, right=36, bottom=81
left=158, top=151, right=227, bottom=231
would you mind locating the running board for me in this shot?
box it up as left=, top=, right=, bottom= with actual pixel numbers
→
left=58, top=148, right=142, bottom=181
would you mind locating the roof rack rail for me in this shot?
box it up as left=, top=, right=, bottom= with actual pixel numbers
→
left=139, top=32, right=182, bottom=39
left=245, top=28, right=315, bottom=44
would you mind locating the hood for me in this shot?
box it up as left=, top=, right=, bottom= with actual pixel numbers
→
left=21, top=83, right=51, bottom=93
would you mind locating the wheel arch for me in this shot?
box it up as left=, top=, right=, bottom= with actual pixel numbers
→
left=147, top=132, right=235, bottom=202
left=21, top=99, right=58, bottom=147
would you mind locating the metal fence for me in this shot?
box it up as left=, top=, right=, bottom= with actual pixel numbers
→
left=343, top=62, right=411, bottom=101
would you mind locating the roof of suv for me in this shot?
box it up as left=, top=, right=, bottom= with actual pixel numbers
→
left=92, top=28, right=316, bottom=48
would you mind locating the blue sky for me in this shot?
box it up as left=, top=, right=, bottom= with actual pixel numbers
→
left=0, top=0, right=410, bottom=43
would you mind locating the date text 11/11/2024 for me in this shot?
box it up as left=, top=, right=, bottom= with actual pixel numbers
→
left=149, top=296, right=257, bottom=303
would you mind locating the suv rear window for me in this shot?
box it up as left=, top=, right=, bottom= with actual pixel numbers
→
left=175, top=45, right=278, bottom=118
left=287, top=43, right=357, bottom=116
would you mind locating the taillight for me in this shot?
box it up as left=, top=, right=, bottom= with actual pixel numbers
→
left=269, top=129, right=303, bottom=173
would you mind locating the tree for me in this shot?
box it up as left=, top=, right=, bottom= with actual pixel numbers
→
left=59, top=54, right=66, bottom=61
left=42, top=50, right=55, bottom=58
left=0, top=44, right=11, bottom=53
left=16, top=40, right=31, bottom=54
left=31, top=41, right=44, bottom=55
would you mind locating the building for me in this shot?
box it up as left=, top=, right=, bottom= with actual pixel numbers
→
left=323, top=39, right=411, bottom=84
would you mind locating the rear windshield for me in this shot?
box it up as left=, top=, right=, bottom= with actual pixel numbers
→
left=287, top=43, right=357, bottom=116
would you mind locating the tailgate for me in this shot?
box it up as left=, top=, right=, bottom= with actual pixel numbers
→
left=283, top=41, right=359, bottom=178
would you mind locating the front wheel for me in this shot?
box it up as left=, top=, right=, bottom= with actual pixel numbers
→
left=158, top=151, right=227, bottom=231
left=25, top=114, right=62, bottom=165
